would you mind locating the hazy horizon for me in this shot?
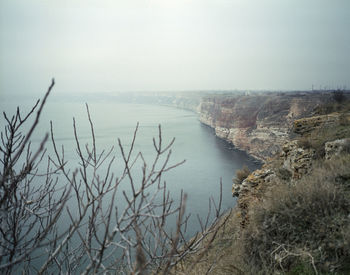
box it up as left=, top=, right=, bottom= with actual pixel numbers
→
left=1, top=0, right=350, bottom=97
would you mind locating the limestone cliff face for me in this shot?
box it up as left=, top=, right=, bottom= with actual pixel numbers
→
left=231, top=111, right=350, bottom=198
left=199, top=92, right=333, bottom=161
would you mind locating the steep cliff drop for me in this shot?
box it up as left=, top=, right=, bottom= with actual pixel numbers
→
left=198, top=92, right=335, bottom=161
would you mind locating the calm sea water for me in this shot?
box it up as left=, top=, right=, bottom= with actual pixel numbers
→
left=1, top=95, right=260, bottom=237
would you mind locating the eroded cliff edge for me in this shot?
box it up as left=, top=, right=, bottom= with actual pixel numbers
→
left=174, top=96, right=350, bottom=274
left=198, top=92, right=336, bottom=161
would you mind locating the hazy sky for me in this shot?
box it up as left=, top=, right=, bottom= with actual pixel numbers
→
left=1, top=0, right=349, bottom=95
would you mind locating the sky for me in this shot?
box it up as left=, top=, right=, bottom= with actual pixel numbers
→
left=0, top=0, right=349, bottom=95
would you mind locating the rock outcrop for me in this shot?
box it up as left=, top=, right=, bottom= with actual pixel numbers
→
left=199, top=92, right=334, bottom=161
left=232, top=110, right=350, bottom=198
left=281, top=140, right=315, bottom=180
left=325, top=138, right=350, bottom=159
left=232, top=140, right=316, bottom=197
left=232, top=167, right=275, bottom=197
left=293, top=113, right=341, bottom=135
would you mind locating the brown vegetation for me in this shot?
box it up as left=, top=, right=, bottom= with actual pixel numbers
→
left=243, top=155, right=350, bottom=274
left=2, top=82, right=350, bottom=274
left=296, top=110, right=350, bottom=158
left=232, top=165, right=250, bottom=185
left=175, top=99, right=350, bottom=274
left=314, top=92, right=350, bottom=115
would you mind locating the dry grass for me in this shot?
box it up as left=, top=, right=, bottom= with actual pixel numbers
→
left=298, top=99, right=350, bottom=158
left=314, top=98, right=350, bottom=115
left=171, top=100, right=350, bottom=274
left=233, top=165, right=251, bottom=185
left=174, top=154, right=350, bottom=274
left=242, top=155, right=350, bottom=274
left=297, top=120, right=350, bottom=158
left=170, top=209, right=248, bottom=275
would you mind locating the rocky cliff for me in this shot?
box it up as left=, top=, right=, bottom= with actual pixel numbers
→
left=105, top=89, right=348, bottom=162
left=167, top=96, right=350, bottom=274
left=226, top=104, right=350, bottom=273
left=199, top=92, right=338, bottom=161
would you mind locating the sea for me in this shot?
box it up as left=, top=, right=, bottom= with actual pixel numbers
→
left=0, top=93, right=260, bottom=269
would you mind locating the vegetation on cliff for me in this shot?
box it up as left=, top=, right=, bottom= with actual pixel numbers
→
left=2, top=83, right=349, bottom=274
left=174, top=96, right=350, bottom=274
left=199, top=91, right=350, bottom=161
left=244, top=156, right=350, bottom=274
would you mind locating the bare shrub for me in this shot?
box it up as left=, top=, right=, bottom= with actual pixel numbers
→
left=297, top=135, right=312, bottom=149
left=315, top=93, right=350, bottom=115
left=233, top=165, right=250, bottom=185
left=276, top=167, right=292, bottom=181
left=0, top=80, right=226, bottom=274
left=339, top=113, right=350, bottom=126
left=333, top=89, right=346, bottom=103
left=0, top=79, right=70, bottom=273
left=242, top=156, right=350, bottom=274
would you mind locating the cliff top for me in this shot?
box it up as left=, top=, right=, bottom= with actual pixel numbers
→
left=172, top=98, right=350, bottom=274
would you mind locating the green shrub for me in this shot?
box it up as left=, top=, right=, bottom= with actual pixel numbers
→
left=242, top=156, right=350, bottom=274
left=233, top=165, right=250, bottom=185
